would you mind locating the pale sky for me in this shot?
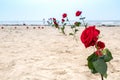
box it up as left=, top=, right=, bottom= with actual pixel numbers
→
left=0, top=0, right=120, bottom=21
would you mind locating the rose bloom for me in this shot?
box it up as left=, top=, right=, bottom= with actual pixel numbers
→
left=53, top=18, right=56, bottom=22
left=62, top=19, right=65, bottom=23
left=76, top=11, right=82, bottom=16
left=62, top=13, right=67, bottom=18
left=96, top=41, right=105, bottom=49
left=80, top=25, right=100, bottom=48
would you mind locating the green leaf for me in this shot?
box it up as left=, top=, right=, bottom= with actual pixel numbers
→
left=87, top=53, right=98, bottom=73
left=93, top=59, right=107, bottom=76
left=61, top=27, right=65, bottom=34
left=103, top=73, right=107, bottom=78
left=66, top=18, right=69, bottom=21
left=61, top=27, right=65, bottom=30
left=69, top=33, right=74, bottom=35
left=71, top=25, right=75, bottom=28
left=80, top=17, right=86, bottom=20
left=63, top=23, right=67, bottom=26
left=103, top=48, right=113, bottom=62
left=87, top=53, right=98, bottom=62
left=74, top=22, right=81, bottom=27
left=85, top=23, right=88, bottom=28
left=88, top=60, right=98, bottom=74
left=75, top=29, right=78, bottom=33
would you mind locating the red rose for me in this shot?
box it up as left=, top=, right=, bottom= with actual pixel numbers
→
left=53, top=18, right=56, bottom=22
left=62, top=19, right=65, bottom=23
left=62, top=13, right=67, bottom=18
left=76, top=11, right=82, bottom=16
left=80, top=26, right=100, bottom=48
left=96, top=41, right=105, bottom=49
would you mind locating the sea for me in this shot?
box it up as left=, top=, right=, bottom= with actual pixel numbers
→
left=0, top=20, right=120, bottom=26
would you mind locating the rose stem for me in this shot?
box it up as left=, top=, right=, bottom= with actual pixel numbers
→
left=80, top=15, right=87, bottom=28
left=101, top=74, right=104, bottom=80
left=67, top=17, right=77, bottom=42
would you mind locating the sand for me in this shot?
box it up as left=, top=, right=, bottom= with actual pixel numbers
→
left=0, top=26, right=120, bottom=80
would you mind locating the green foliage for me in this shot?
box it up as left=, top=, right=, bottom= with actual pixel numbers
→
left=74, top=22, right=81, bottom=27
left=87, top=49, right=113, bottom=78
left=102, top=48, right=113, bottom=62
left=80, top=17, right=86, bottom=20
left=60, top=21, right=67, bottom=35
left=54, top=23, right=59, bottom=28
left=61, top=26, right=65, bottom=35
left=69, top=33, right=74, bottom=35
left=75, top=29, right=79, bottom=33
left=66, top=18, right=69, bottom=21
left=69, top=22, right=81, bottom=36
left=63, top=23, right=67, bottom=26
left=87, top=53, right=98, bottom=73
left=93, top=59, right=107, bottom=77
left=71, top=25, right=75, bottom=29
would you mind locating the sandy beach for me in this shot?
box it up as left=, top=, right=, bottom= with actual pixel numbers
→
left=0, top=26, right=120, bottom=80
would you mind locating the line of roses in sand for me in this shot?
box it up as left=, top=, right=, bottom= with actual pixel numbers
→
left=50, top=10, right=113, bottom=80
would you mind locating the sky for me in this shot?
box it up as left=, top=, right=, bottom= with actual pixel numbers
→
left=0, top=0, right=120, bottom=21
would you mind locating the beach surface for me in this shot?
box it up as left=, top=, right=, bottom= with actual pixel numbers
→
left=0, top=26, right=120, bottom=80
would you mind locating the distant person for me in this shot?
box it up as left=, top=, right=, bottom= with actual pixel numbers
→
left=23, top=23, right=26, bottom=26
